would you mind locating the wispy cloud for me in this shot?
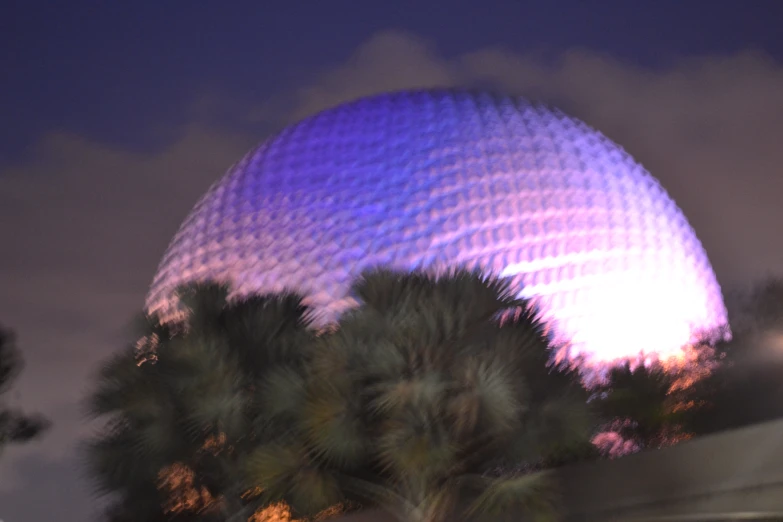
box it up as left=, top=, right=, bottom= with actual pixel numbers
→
left=2, top=30, right=782, bottom=522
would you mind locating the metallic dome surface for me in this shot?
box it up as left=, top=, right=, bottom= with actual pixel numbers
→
left=147, top=90, right=727, bottom=364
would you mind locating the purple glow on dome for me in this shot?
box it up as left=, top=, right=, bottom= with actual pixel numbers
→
left=147, top=90, right=728, bottom=365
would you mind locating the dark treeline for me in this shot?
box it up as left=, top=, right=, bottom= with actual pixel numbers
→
left=83, top=269, right=593, bottom=522
left=77, top=271, right=783, bottom=522
left=0, top=325, right=49, bottom=458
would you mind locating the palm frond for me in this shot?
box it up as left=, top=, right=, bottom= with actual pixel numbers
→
left=338, top=475, right=408, bottom=520
left=176, top=281, right=231, bottom=334
left=370, top=373, right=449, bottom=416
left=259, top=365, right=307, bottom=420
left=361, top=338, right=407, bottom=381
left=82, top=428, right=168, bottom=494
left=378, top=412, right=456, bottom=480
left=450, top=357, right=521, bottom=439
left=222, top=291, right=316, bottom=373
left=85, top=348, right=150, bottom=418
left=303, top=383, right=370, bottom=468
left=287, top=466, right=344, bottom=518
left=245, top=442, right=344, bottom=516
left=351, top=268, right=432, bottom=315
left=429, top=268, right=522, bottom=319
left=464, top=471, right=558, bottom=521
left=244, top=442, right=303, bottom=497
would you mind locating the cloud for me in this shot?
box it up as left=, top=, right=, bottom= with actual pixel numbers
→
left=282, top=31, right=783, bottom=288
left=0, top=125, right=257, bottom=514
left=287, top=31, right=457, bottom=121
left=457, top=46, right=783, bottom=282
left=2, top=29, right=783, bottom=522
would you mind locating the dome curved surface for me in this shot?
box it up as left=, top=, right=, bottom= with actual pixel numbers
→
left=147, top=90, right=728, bottom=364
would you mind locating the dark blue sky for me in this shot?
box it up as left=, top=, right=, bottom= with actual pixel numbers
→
left=3, top=0, right=783, bottom=162
left=1, top=2, right=783, bottom=521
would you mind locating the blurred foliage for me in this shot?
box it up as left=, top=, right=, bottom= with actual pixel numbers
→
left=589, top=277, right=783, bottom=455
left=592, top=362, right=699, bottom=456
left=84, top=270, right=594, bottom=522
left=688, top=277, right=783, bottom=435
left=84, top=283, right=318, bottom=522
left=0, top=325, right=50, bottom=457
left=245, top=268, right=593, bottom=522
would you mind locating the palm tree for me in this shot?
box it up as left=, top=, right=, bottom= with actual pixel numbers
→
left=246, top=268, right=593, bottom=522
left=0, top=325, right=49, bottom=458
left=593, top=361, right=702, bottom=455
left=83, top=283, right=317, bottom=522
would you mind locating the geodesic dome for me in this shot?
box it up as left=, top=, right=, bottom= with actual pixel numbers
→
left=147, top=90, right=728, bottom=364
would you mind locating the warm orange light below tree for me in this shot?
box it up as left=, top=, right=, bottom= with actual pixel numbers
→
left=591, top=341, right=721, bottom=458
left=158, top=462, right=218, bottom=516
left=156, top=457, right=348, bottom=521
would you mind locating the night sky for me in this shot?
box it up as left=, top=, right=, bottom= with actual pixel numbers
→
left=2, top=1, right=783, bottom=520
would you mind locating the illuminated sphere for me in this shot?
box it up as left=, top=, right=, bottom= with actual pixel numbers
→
left=147, top=90, right=728, bottom=363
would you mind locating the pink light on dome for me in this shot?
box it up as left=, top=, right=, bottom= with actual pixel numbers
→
left=146, top=90, right=729, bottom=365
left=515, top=270, right=718, bottom=366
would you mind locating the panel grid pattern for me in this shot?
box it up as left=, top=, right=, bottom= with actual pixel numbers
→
left=147, top=90, right=728, bottom=364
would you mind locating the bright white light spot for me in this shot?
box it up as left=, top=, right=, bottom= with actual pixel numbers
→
left=147, top=90, right=729, bottom=365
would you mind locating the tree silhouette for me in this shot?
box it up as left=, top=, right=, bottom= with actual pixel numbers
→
left=84, top=283, right=317, bottom=522
left=245, top=268, right=593, bottom=522
left=85, top=271, right=593, bottom=522
left=0, top=325, right=50, bottom=457
left=594, top=362, right=696, bottom=454
left=689, top=277, right=783, bottom=435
